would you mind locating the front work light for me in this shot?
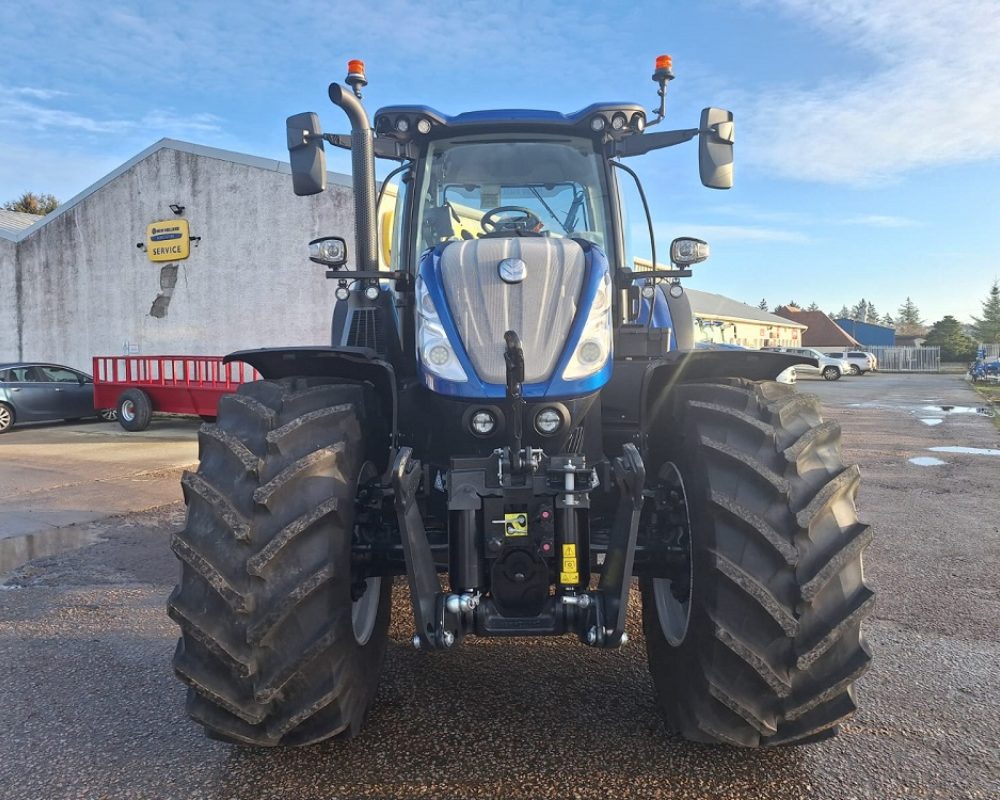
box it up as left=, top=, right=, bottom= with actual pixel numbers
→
left=534, top=407, right=562, bottom=435
left=470, top=410, right=497, bottom=435
left=309, top=236, right=348, bottom=268
left=670, top=237, right=710, bottom=267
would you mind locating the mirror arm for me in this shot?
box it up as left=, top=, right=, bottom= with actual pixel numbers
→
left=613, top=127, right=698, bottom=158
left=313, top=132, right=415, bottom=161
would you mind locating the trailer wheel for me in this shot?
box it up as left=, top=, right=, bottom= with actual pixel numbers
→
left=640, top=379, right=873, bottom=747
left=168, top=377, right=391, bottom=746
left=117, top=389, right=152, bottom=431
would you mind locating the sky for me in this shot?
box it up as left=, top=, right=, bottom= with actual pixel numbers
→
left=1, top=0, right=998, bottom=324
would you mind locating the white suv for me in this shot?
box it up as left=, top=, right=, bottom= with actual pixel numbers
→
left=762, top=347, right=851, bottom=381
left=827, top=351, right=877, bottom=375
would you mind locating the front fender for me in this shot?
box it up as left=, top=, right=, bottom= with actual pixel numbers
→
left=225, top=346, right=397, bottom=444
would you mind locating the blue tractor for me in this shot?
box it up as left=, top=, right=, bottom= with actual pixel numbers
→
left=169, top=58, right=873, bottom=748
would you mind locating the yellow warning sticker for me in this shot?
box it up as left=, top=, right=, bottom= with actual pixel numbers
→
left=560, top=571, right=580, bottom=585
left=504, top=513, right=528, bottom=536
left=562, top=544, right=577, bottom=558
left=563, top=558, right=577, bottom=573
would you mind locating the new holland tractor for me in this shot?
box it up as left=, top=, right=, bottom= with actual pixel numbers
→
left=168, top=57, right=873, bottom=748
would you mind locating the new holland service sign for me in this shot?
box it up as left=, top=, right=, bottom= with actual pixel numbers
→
left=146, top=220, right=190, bottom=262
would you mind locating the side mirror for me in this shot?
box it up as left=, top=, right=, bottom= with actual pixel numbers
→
left=286, top=112, right=327, bottom=196
left=309, top=236, right=348, bottom=269
left=699, top=108, right=734, bottom=189
left=670, top=237, right=710, bottom=266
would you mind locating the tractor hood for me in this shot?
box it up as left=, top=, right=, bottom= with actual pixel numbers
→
left=416, top=238, right=613, bottom=399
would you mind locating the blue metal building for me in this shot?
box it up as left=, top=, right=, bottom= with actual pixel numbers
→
left=834, top=319, right=896, bottom=347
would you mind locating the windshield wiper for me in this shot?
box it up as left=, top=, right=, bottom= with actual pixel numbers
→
left=528, top=187, right=569, bottom=234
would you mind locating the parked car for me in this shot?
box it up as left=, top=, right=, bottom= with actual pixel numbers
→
left=760, top=347, right=851, bottom=381
left=0, top=362, right=116, bottom=433
left=826, top=350, right=877, bottom=375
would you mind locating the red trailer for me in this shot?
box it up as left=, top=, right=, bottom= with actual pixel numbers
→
left=92, top=355, right=259, bottom=431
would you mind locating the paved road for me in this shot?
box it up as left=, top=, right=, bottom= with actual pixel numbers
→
left=0, top=418, right=198, bottom=573
left=1, top=374, right=997, bottom=799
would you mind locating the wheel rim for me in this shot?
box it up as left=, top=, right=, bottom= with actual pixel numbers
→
left=101, top=409, right=118, bottom=421
left=850, top=365, right=860, bottom=375
left=352, top=576, right=382, bottom=645
left=0, top=406, right=11, bottom=429
left=351, top=461, right=382, bottom=646
left=650, top=462, right=694, bottom=646
left=121, top=400, right=135, bottom=422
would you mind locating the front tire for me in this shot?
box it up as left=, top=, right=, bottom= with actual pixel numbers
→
left=641, top=379, right=873, bottom=747
left=822, top=366, right=840, bottom=381
left=168, top=378, right=391, bottom=746
left=849, top=365, right=861, bottom=376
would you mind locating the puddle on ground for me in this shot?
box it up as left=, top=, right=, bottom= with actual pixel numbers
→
left=919, top=418, right=943, bottom=426
left=909, top=456, right=948, bottom=466
left=929, top=446, right=1000, bottom=457
left=848, top=402, right=995, bottom=418
left=922, top=405, right=995, bottom=417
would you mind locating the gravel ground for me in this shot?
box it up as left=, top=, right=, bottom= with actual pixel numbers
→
left=0, top=373, right=997, bottom=799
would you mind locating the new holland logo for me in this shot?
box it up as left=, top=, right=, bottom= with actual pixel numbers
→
left=498, top=257, right=527, bottom=284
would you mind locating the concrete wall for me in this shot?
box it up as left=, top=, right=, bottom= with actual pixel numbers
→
left=3, top=144, right=357, bottom=373
left=0, top=237, right=16, bottom=358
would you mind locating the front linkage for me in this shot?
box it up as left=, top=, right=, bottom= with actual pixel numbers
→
left=392, top=443, right=644, bottom=650
left=391, top=330, right=646, bottom=651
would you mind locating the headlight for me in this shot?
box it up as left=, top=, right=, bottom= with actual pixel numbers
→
left=470, top=410, right=496, bottom=435
left=534, top=407, right=562, bottom=435
left=416, top=277, right=468, bottom=383
left=562, top=272, right=612, bottom=380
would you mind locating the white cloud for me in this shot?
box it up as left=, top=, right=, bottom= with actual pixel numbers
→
left=738, top=0, right=1000, bottom=184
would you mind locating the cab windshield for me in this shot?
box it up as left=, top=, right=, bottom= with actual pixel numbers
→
left=412, top=134, right=611, bottom=259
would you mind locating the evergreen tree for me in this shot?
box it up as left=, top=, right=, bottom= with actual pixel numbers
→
left=924, top=316, right=977, bottom=361
left=865, top=303, right=879, bottom=324
left=786, top=300, right=800, bottom=309
left=850, top=299, right=868, bottom=321
left=806, top=302, right=820, bottom=312
left=970, top=280, right=1000, bottom=344
left=896, top=297, right=925, bottom=335
left=881, top=313, right=895, bottom=327
left=2, top=191, right=58, bottom=215
left=836, top=305, right=851, bottom=320
left=758, top=298, right=768, bottom=311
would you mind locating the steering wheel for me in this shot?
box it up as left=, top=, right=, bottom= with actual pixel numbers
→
left=480, top=206, right=543, bottom=234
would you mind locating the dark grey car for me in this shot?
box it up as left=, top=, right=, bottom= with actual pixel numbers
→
left=0, top=362, right=115, bottom=433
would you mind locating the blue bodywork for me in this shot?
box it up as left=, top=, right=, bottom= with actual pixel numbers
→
left=376, top=103, right=644, bottom=133
left=417, top=243, right=614, bottom=399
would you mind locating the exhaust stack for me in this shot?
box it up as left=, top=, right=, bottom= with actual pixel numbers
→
left=328, top=76, right=378, bottom=273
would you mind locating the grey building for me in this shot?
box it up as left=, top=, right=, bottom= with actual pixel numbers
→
left=1, top=139, right=356, bottom=373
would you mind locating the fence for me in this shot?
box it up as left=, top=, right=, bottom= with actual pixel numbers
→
left=979, top=343, right=1000, bottom=360
left=868, top=346, right=941, bottom=372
